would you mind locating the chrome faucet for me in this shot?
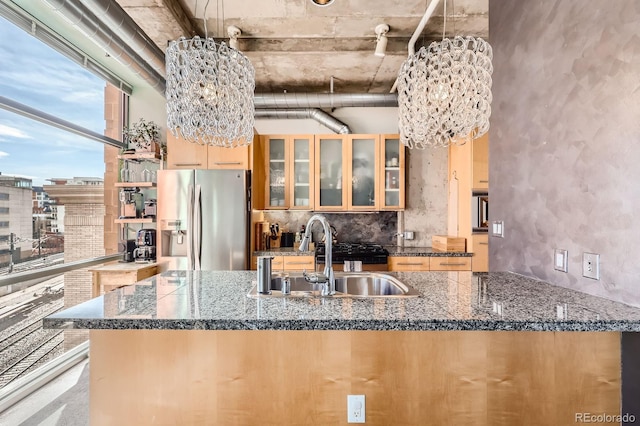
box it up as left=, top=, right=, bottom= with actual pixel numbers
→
left=299, top=214, right=335, bottom=296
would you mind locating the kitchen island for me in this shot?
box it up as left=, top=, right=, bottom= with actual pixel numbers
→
left=45, top=271, right=640, bottom=425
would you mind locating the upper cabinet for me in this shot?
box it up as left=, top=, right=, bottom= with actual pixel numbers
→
left=315, top=135, right=348, bottom=211
left=347, top=135, right=380, bottom=211
left=167, top=132, right=251, bottom=170
left=379, top=135, right=406, bottom=210
left=471, top=133, right=489, bottom=189
left=167, top=132, right=207, bottom=169
left=260, top=135, right=314, bottom=210
left=254, top=133, right=405, bottom=212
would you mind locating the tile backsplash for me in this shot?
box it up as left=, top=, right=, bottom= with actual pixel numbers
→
left=261, top=211, right=397, bottom=245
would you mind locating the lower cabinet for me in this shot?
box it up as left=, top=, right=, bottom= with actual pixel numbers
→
left=429, top=256, right=472, bottom=271
left=388, top=257, right=430, bottom=272
left=471, top=234, right=489, bottom=272
left=388, top=256, right=472, bottom=272
left=251, top=255, right=314, bottom=272
left=283, top=256, right=315, bottom=271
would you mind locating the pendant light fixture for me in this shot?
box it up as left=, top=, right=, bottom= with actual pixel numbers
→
left=166, top=0, right=255, bottom=148
left=397, top=0, right=493, bottom=148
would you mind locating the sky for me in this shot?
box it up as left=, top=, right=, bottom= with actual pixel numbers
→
left=0, top=16, right=107, bottom=186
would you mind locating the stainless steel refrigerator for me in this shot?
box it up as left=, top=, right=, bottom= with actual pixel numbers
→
left=157, top=169, right=250, bottom=270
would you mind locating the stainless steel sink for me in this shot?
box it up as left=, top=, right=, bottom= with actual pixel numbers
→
left=247, top=272, right=420, bottom=298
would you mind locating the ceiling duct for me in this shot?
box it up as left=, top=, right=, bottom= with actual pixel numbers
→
left=255, top=109, right=350, bottom=134
left=254, top=93, right=398, bottom=109
left=43, top=0, right=165, bottom=94
left=77, top=0, right=166, bottom=78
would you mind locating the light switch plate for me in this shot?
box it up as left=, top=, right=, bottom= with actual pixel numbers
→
left=491, top=220, right=504, bottom=238
left=554, top=249, right=568, bottom=272
left=583, top=253, right=600, bottom=280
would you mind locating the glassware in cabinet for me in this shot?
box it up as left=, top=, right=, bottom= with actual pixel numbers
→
left=348, top=135, right=379, bottom=209
left=380, top=135, right=405, bottom=210
left=315, top=135, right=347, bottom=210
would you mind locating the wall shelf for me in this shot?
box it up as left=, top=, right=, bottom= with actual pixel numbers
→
left=114, top=218, right=155, bottom=224
left=118, top=152, right=161, bottom=163
left=115, top=182, right=156, bottom=188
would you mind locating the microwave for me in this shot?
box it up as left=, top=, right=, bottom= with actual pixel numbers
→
left=472, top=192, right=489, bottom=232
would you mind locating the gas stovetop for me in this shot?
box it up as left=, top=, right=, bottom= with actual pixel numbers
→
left=315, top=242, right=389, bottom=265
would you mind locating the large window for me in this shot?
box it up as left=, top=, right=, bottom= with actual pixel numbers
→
left=0, top=12, right=117, bottom=389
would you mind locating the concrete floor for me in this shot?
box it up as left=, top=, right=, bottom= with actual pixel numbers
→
left=0, top=359, right=89, bottom=426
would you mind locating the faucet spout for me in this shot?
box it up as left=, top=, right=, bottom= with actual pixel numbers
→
left=298, top=214, right=335, bottom=295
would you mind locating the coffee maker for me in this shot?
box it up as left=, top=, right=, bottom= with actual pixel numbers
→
left=134, top=228, right=156, bottom=263
left=118, top=239, right=137, bottom=263
left=120, top=188, right=144, bottom=218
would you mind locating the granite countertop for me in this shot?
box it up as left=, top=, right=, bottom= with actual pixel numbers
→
left=44, top=270, right=640, bottom=332
left=253, top=248, right=314, bottom=256
left=385, top=246, right=472, bottom=257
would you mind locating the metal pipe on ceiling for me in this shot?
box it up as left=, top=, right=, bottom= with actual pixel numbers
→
left=42, top=0, right=165, bottom=94
left=254, top=109, right=351, bottom=134
left=390, top=0, right=442, bottom=92
left=254, top=93, right=398, bottom=109
left=78, top=0, right=166, bottom=78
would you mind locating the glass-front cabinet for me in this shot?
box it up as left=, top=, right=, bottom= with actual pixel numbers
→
left=315, top=135, right=347, bottom=211
left=262, top=135, right=314, bottom=210
left=289, top=136, right=314, bottom=209
left=379, top=135, right=405, bottom=210
left=347, top=134, right=379, bottom=210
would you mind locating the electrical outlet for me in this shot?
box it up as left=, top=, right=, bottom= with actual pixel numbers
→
left=554, top=249, right=568, bottom=272
left=403, top=231, right=415, bottom=240
left=347, top=395, right=365, bottom=423
left=582, top=253, right=600, bottom=280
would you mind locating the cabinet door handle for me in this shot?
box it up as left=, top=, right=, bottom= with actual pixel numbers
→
left=174, top=163, right=202, bottom=166
left=213, top=161, right=242, bottom=165
left=437, top=262, right=467, bottom=266
left=478, top=242, right=489, bottom=245
left=287, top=261, right=313, bottom=265
left=479, top=180, right=489, bottom=183
left=397, top=262, right=426, bottom=266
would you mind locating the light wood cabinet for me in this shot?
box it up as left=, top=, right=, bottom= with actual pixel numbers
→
left=283, top=256, right=315, bottom=271
left=430, top=256, right=471, bottom=271
left=449, top=132, right=489, bottom=271
left=166, top=132, right=208, bottom=169
left=346, top=134, right=380, bottom=210
left=315, top=134, right=348, bottom=211
left=471, top=234, right=489, bottom=272
left=472, top=133, right=489, bottom=189
left=251, top=255, right=313, bottom=272
left=257, top=135, right=314, bottom=210
left=379, top=134, right=406, bottom=210
left=253, top=133, right=405, bottom=212
left=168, top=132, right=252, bottom=170
left=207, top=145, right=250, bottom=169
left=388, top=256, right=430, bottom=271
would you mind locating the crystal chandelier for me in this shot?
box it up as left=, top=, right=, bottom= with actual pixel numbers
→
left=396, top=3, right=493, bottom=149
left=166, top=2, right=255, bottom=147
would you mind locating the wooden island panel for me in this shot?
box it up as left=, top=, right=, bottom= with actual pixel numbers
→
left=90, top=330, right=620, bottom=426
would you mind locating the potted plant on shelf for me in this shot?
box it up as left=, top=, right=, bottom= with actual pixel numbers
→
left=123, top=119, right=161, bottom=154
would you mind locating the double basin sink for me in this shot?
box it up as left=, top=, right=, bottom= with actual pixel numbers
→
left=247, top=272, right=420, bottom=298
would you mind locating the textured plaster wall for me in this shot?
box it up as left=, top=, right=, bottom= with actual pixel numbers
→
left=489, top=0, right=640, bottom=305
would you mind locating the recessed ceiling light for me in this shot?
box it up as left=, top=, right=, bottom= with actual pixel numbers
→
left=310, top=0, right=335, bottom=7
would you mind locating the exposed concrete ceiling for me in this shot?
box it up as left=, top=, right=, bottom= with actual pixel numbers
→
left=115, top=0, right=488, bottom=93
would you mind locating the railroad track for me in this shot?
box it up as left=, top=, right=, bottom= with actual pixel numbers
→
left=0, top=300, right=63, bottom=354
left=0, top=330, right=64, bottom=388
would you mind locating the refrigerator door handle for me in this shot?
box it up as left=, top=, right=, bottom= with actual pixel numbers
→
left=187, top=184, right=194, bottom=269
left=194, top=184, right=203, bottom=270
